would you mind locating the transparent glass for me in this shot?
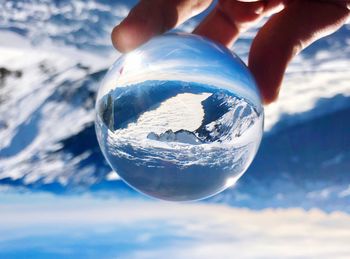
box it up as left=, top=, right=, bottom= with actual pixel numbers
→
left=95, top=33, right=264, bottom=201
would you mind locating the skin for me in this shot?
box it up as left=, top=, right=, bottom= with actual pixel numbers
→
left=111, top=0, right=350, bottom=104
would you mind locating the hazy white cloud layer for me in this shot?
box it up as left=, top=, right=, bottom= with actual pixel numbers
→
left=1, top=192, right=350, bottom=258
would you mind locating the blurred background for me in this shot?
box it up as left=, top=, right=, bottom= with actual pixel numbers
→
left=0, top=0, right=349, bottom=258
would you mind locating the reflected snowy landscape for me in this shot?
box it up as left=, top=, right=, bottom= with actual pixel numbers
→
left=96, top=80, right=263, bottom=200
left=0, top=0, right=350, bottom=258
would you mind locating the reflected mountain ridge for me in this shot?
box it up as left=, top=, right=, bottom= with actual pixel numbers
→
left=98, top=80, right=261, bottom=143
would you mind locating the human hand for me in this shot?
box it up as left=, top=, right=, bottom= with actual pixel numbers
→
left=111, top=0, right=349, bottom=104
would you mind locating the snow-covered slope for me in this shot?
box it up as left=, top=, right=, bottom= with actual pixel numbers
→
left=0, top=33, right=113, bottom=187
left=0, top=0, right=349, bottom=210
left=0, top=0, right=132, bottom=53
left=213, top=100, right=350, bottom=212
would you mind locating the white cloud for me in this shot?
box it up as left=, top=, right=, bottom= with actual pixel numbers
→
left=1, top=192, right=350, bottom=258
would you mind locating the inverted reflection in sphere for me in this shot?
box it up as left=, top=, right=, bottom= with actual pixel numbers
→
left=95, top=33, right=264, bottom=201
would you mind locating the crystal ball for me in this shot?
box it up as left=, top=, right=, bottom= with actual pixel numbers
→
left=95, top=33, right=264, bottom=201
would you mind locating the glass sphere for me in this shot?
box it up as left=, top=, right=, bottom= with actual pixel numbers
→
left=95, top=33, right=264, bottom=201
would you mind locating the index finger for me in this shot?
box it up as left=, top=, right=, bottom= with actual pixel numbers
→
left=111, top=0, right=213, bottom=52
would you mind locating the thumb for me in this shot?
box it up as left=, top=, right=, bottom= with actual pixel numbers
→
left=248, top=0, right=349, bottom=104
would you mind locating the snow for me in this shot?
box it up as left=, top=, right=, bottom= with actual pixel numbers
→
left=0, top=33, right=111, bottom=185
left=114, top=92, right=211, bottom=139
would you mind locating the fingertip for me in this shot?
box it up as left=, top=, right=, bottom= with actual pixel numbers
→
left=111, top=4, right=160, bottom=53
left=249, top=63, right=281, bottom=105
left=248, top=39, right=284, bottom=105
left=261, top=88, right=279, bottom=105
left=111, top=25, right=124, bottom=52
left=111, top=21, right=144, bottom=53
